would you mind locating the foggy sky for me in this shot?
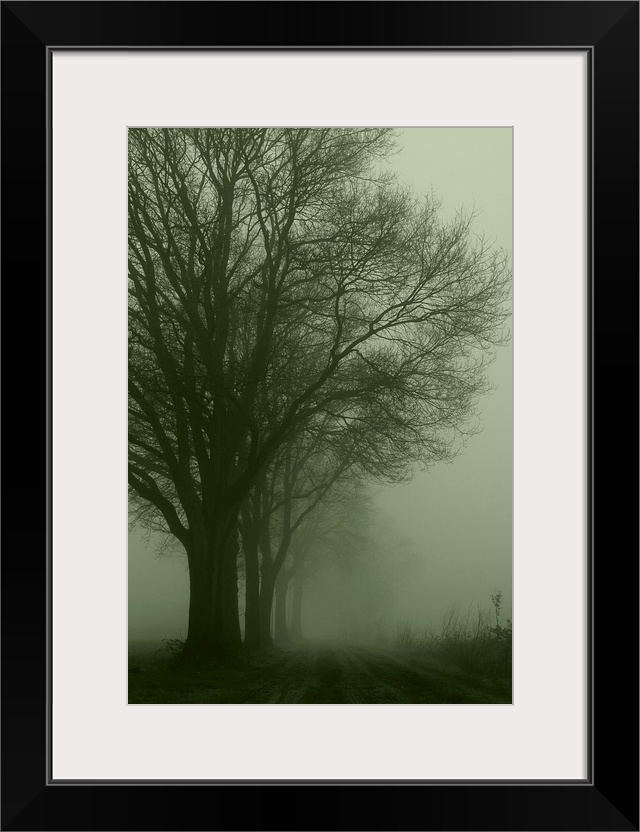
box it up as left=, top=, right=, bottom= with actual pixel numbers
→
left=128, top=128, right=512, bottom=641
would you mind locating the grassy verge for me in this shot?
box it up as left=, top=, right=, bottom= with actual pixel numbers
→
left=394, top=592, right=512, bottom=690
left=128, top=642, right=288, bottom=704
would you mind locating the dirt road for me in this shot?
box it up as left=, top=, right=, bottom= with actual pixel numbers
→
left=129, top=643, right=511, bottom=704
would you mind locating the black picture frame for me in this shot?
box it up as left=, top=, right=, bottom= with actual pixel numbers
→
left=2, top=2, right=638, bottom=830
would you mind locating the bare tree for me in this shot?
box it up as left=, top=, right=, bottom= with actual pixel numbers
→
left=239, top=416, right=366, bottom=648
left=274, top=479, right=375, bottom=644
left=128, top=127, right=510, bottom=656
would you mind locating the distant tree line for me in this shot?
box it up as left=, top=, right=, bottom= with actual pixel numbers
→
left=128, top=127, right=510, bottom=656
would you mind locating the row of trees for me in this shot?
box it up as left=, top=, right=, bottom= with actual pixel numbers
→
left=128, top=127, right=510, bottom=656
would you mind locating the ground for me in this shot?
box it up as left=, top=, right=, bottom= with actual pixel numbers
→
left=128, top=641, right=511, bottom=704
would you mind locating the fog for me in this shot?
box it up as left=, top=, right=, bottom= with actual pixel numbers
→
left=128, top=128, right=512, bottom=646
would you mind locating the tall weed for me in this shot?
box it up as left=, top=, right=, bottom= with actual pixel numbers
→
left=420, top=593, right=512, bottom=678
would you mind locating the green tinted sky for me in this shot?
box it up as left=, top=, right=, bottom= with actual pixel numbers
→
left=391, top=127, right=512, bottom=245
left=377, top=127, right=512, bottom=627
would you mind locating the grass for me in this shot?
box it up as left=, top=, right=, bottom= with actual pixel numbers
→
left=128, top=642, right=289, bottom=704
left=395, top=619, right=418, bottom=648
left=393, top=592, right=512, bottom=685
left=128, top=594, right=512, bottom=703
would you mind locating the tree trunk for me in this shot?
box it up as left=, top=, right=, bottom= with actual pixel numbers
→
left=258, top=574, right=275, bottom=648
left=185, top=517, right=241, bottom=657
left=221, top=533, right=242, bottom=649
left=241, top=524, right=261, bottom=649
left=273, top=572, right=290, bottom=644
left=290, top=570, right=304, bottom=642
left=185, top=554, right=216, bottom=654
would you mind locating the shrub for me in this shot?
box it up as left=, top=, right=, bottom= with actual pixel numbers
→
left=395, top=619, right=418, bottom=648
left=157, top=637, right=187, bottom=660
left=420, top=593, right=512, bottom=679
left=375, top=619, right=388, bottom=647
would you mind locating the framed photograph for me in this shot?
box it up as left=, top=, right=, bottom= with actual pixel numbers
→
left=3, top=2, right=637, bottom=830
